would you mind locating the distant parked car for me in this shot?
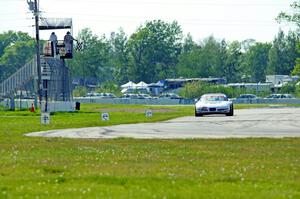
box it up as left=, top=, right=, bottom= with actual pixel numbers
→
left=138, top=94, right=152, bottom=99
left=159, top=93, right=182, bottom=99
left=265, top=94, right=294, bottom=99
left=235, top=94, right=259, bottom=103
left=121, top=93, right=152, bottom=99
left=195, top=93, right=233, bottom=117
left=85, top=92, right=116, bottom=98
left=84, top=92, right=98, bottom=97
left=236, top=94, right=258, bottom=100
left=121, top=93, right=138, bottom=99
left=98, top=93, right=116, bottom=98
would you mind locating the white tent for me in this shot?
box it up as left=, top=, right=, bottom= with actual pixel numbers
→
left=121, top=81, right=137, bottom=89
left=121, top=88, right=129, bottom=93
left=136, top=81, right=148, bottom=89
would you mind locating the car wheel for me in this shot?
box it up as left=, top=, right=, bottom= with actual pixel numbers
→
left=195, top=109, right=203, bottom=117
left=226, top=105, right=234, bottom=116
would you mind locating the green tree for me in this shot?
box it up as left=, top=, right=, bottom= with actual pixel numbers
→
left=267, top=30, right=299, bottom=75
left=292, top=60, right=300, bottom=76
left=292, top=43, right=300, bottom=76
left=199, top=36, right=223, bottom=77
left=241, top=39, right=256, bottom=52
left=72, top=86, right=88, bottom=97
left=179, top=81, right=243, bottom=99
left=244, top=42, right=272, bottom=82
left=182, top=33, right=197, bottom=53
left=176, top=36, right=201, bottom=78
left=109, top=28, right=130, bottom=84
left=296, top=84, right=300, bottom=97
left=225, top=41, right=242, bottom=83
left=0, top=43, right=35, bottom=82
left=68, top=28, right=112, bottom=84
left=218, top=39, right=228, bottom=78
left=177, top=36, right=226, bottom=79
left=127, top=20, right=183, bottom=83
left=0, top=31, right=32, bottom=57
left=277, top=1, right=300, bottom=76
left=267, top=30, right=286, bottom=75
left=277, top=1, right=300, bottom=27
left=0, top=31, right=34, bottom=81
left=280, top=82, right=296, bottom=94
left=286, top=32, right=300, bottom=76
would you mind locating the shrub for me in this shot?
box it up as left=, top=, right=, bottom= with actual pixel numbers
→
left=179, top=82, right=245, bottom=98
left=73, top=86, right=88, bottom=97
left=279, top=83, right=296, bottom=94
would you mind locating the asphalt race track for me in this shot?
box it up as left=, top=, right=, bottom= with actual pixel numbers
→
left=26, top=107, right=300, bottom=139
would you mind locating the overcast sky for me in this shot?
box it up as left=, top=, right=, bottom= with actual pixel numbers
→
left=0, top=0, right=296, bottom=42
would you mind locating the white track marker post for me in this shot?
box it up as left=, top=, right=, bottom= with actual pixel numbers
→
left=145, top=109, right=153, bottom=118
left=101, top=112, right=110, bottom=121
left=41, top=112, right=50, bottom=125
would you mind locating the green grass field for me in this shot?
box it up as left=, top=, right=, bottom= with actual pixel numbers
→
left=0, top=104, right=299, bottom=198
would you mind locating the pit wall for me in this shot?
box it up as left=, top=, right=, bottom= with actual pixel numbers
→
left=74, top=97, right=300, bottom=105
left=1, top=98, right=300, bottom=111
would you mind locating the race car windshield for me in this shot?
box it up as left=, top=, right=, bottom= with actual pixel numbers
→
left=203, top=96, right=227, bottom=101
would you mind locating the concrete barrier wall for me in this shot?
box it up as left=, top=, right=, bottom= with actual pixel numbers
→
left=40, top=101, right=76, bottom=112
left=1, top=98, right=300, bottom=112
left=0, top=99, right=34, bottom=110
left=74, top=97, right=300, bottom=105
left=0, top=99, right=75, bottom=112
left=233, top=98, right=300, bottom=104
left=74, top=97, right=195, bottom=105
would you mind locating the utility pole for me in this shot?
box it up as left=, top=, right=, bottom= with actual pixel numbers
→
left=28, top=0, right=42, bottom=106
left=34, top=0, right=42, bottom=105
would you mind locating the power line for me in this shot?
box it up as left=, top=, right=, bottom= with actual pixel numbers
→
left=8, top=9, right=282, bottom=26
left=44, top=11, right=277, bottom=23
left=0, top=25, right=33, bottom=29
left=0, top=12, right=30, bottom=16
left=40, top=12, right=280, bottom=27
left=0, top=18, right=33, bottom=21
left=41, top=0, right=290, bottom=7
left=68, top=18, right=282, bottom=27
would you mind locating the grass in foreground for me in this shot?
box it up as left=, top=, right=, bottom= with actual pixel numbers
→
left=0, top=138, right=299, bottom=199
left=0, top=104, right=299, bottom=198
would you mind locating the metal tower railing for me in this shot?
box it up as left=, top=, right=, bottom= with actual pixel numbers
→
left=0, top=58, right=37, bottom=97
left=0, top=57, right=71, bottom=101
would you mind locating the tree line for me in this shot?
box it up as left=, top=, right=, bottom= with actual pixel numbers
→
left=0, top=31, right=35, bottom=82
left=71, top=24, right=300, bottom=86
left=1, top=22, right=299, bottom=86
left=1, top=18, right=300, bottom=86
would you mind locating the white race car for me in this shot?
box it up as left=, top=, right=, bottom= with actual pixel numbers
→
left=195, top=93, right=233, bottom=117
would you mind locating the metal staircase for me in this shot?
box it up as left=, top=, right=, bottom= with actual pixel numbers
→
left=0, top=57, right=71, bottom=101
left=0, top=58, right=37, bottom=98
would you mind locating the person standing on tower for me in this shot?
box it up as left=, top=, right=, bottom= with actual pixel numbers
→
left=49, top=32, right=57, bottom=57
left=64, top=31, right=77, bottom=58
